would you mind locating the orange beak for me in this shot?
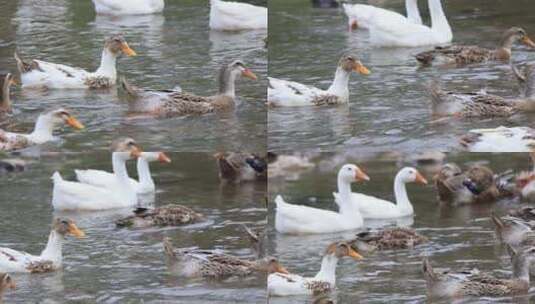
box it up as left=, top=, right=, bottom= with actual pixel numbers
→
left=522, top=36, right=535, bottom=48
left=121, top=42, right=137, bottom=56
left=241, top=68, right=257, bottom=80
left=354, top=62, right=370, bottom=75
left=158, top=152, right=172, bottom=163
left=347, top=247, right=364, bottom=260
left=131, top=145, right=143, bottom=158
left=9, top=78, right=18, bottom=86
left=350, top=20, right=358, bottom=31
left=68, top=223, right=86, bottom=238
left=65, top=116, right=85, bottom=130
left=276, top=264, right=290, bottom=275
left=355, top=168, right=370, bottom=182
left=415, top=171, right=428, bottom=185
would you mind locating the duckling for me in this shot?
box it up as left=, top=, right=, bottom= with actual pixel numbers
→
left=423, top=246, right=535, bottom=299
left=416, top=27, right=535, bottom=66
left=0, top=73, right=16, bottom=116
left=268, top=55, right=370, bottom=107
left=0, top=108, right=84, bottom=152
left=267, top=242, right=363, bottom=296
left=351, top=227, right=428, bottom=250
left=215, top=152, right=267, bottom=183
left=491, top=212, right=532, bottom=247
left=14, top=35, right=136, bottom=89
left=121, top=60, right=257, bottom=117
left=0, top=273, right=15, bottom=301
left=434, top=163, right=501, bottom=205
left=162, top=237, right=288, bottom=278
left=115, top=204, right=204, bottom=228
left=0, top=218, right=85, bottom=273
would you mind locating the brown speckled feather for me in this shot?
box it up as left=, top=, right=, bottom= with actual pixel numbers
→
left=354, top=228, right=428, bottom=250
left=116, top=204, right=203, bottom=227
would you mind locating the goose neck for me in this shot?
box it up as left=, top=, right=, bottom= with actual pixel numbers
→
left=95, top=49, right=117, bottom=78
left=314, top=254, right=339, bottom=284
left=137, top=157, right=154, bottom=189
left=429, top=0, right=451, bottom=38
left=405, top=0, right=422, bottom=24
left=39, top=230, right=64, bottom=266
left=394, top=173, right=412, bottom=213
left=218, top=67, right=237, bottom=98
left=327, top=67, right=350, bottom=98
left=29, top=114, right=56, bottom=143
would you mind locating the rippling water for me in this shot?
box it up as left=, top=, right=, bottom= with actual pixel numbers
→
left=268, top=0, right=535, bottom=152
left=0, top=152, right=267, bottom=303
left=268, top=152, right=535, bottom=303
left=0, top=0, right=267, bottom=152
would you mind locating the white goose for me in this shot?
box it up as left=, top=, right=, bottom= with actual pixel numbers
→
left=268, top=55, right=370, bottom=107
left=367, top=0, right=452, bottom=47
left=209, top=0, right=267, bottom=31
left=75, top=151, right=171, bottom=194
left=343, top=0, right=422, bottom=31
left=275, top=164, right=369, bottom=234
left=15, top=35, right=136, bottom=89
left=267, top=242, right=363, bottom=296
left=0, top=218, right=85, bottom=273
left=334, top=167, right=427, bottom=219
left=460, top=127, right=535, bottom=152
left=92, top=0, right=164, bottom=15
left=0, top=108, right=84, bottom=152
left=52, top=138, right=142, bottom=211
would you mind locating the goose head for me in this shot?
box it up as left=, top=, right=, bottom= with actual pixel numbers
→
left=111, top=137, right=143, bottom=159
left=53, top=218, right=85, bottom=238
left=397, top=167, right=428, bottom=185
left=0, top=273, right=15, bottom=293
left=325, top=241, right=363, bottom=260
left=339, top=55, right=370, bottom=75
left=338, top=164, right=370, bottom=184
left=261, top=257, right=289, bottom=274
left=45, top=108, right=85, bottom=130
left=104, top=35, right=137, bottom=57
left=140, top=152, right=172, bottom=163
left=500, top=27, right=535, bottom=49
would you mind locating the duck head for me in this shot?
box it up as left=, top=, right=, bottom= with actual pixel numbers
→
left=325, top=241, right=363, bottom=260
left=433, top=163, right=462, bottom=182
left=338, top=164, right=370, bottom=184
left=500, top=27, right=535, bottom=49
left=104, top=35, right=137, bottom=57
left=53, top=218, right=85, bottom=238
left=339, top=55, right=370, bottom=75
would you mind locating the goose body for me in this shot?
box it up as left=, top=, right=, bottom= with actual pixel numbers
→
left=268, top=242, right=362, bottom=296
left=416, top=27, right=535, bottom=66
left=116, top=205, right=204, bottom=228
left=460, top=127, right=535, bottom=152
left=334, top=167, right=427, bottom=219
left=0, top=108, right=83, bottom=152
left=0, top=219, right=84, bottom=273
left=268, top=55, right=370, bottom=107
left=367, top=0, right=451, bottom=47
left=209, top=0, right=267, bottom=31
left=122, top=60, right=257, bottom=117
left=52, top=140, right=142, bottom=210
left=92, top=0, right=164, bottom=15
left=275, top=164, right=369, bottom=234
left=14, top=35, right=136, bottom=89
left=343, top=0, right=422, bottom=31
left=75, top=152, right=171, bottom=194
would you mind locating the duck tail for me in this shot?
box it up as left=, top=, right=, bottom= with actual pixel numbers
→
left=51, top=171, right=63, bottom=183
left=119, top=77, right=139, bottom=99
left=422, top=257, right=439, bottom=283
left=163, top=237, right=178, bottom=264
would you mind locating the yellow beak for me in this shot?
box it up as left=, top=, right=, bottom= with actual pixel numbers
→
left=121, top=42, right=137, bottom=56
left=241, top=68, right=258, bottom=80
left=68, top=223, right=86, bottom=238
left=66, top=116, right=85, bottom=130
left=130, top=146, right=143, bottom=158
left=158, top=152, right=172, bottom=163
left=522, top=36, right=535, bottom=48
left=355, top=169, right=370, bottom=182
left=354, top=62, right=370, bottom=75
left=348, top=247, right=364, bottom=260
left=415, top=171, right=428, bottom=185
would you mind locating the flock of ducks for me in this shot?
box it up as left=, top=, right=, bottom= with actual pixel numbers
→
left=268, top=0, right=535, bottom=152
left=266, top=153, right=535, bottom=299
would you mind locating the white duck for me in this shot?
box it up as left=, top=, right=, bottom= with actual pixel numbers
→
left=0, top=108, right=84, bottom=152
left=267, top=242, right=363, bottom=296
left=52, top=138, right=142, bottom=211
left=274, top=164, right=369, bottom=234
left=460, top=127, right=535, bottom=152
left=92, top=0, right=164, bottom=15
left=209, top=0, right=267, bottom=31
left=334, top=167, right=427, bottom=219
left=14, top=35, right=136, bottom=89
left=75, top=151, right=171, bottom=194
left=343, top=0, right=422, bottom=31
left=268, top=55, right=370, bottom=107
left=0, top=218, right=85, bottom=273
left=367, top=0, right=452, bottom=47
